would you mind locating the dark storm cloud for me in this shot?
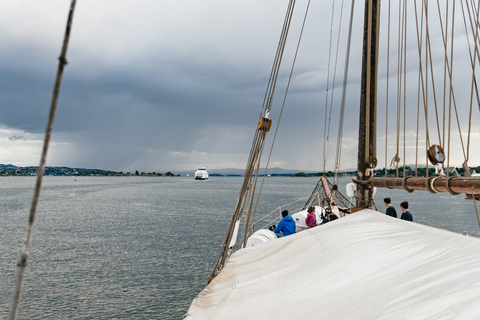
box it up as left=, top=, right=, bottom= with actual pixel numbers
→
left=2, top=1, right=478, bottom=172
left=0, top=0, right=365, bottom=172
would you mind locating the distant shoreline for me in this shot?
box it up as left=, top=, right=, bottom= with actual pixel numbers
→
left=1, top=164, right=478, bottom=178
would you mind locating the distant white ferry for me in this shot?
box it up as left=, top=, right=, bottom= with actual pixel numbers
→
left=194, top=165, right=209, bottom=180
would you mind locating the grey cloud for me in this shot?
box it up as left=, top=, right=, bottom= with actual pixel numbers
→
left=8, top=135, right=26, bottom=142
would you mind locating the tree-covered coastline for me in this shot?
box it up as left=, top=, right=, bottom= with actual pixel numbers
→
left=1, top=164, right=478, bottom=177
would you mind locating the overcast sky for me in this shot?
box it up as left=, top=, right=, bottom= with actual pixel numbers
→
left=1, top=1, right=479, bottom=173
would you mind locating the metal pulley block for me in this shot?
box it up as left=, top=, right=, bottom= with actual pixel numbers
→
left=366, top=155, right=377, bottom=168
left=427, top=145, right=446, bottom=165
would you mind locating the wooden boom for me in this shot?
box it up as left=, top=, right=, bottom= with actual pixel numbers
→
left=354, top=177, right=480, bottom=195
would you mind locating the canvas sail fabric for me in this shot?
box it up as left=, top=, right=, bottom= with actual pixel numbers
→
left=185, top=210, right=480, bottom=319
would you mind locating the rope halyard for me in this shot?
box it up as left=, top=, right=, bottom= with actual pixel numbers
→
left=207, top=0, right=297, bottom=285
left=248, top=0, right=312, bottom=241
left=8, top=2, right=77, bottom=319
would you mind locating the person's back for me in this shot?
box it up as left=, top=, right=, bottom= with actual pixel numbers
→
left=274, top=210, right=296, bottom=237
left=400, top=200, right=413, bottom=221
left=386, top=206, right=397, bottom=217
left=279, top=215, right=296, bottom=236
left=384, top=197, right=397, bottom=218
left=401, top=210, right=413, bottom=221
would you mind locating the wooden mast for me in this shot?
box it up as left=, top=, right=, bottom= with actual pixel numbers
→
left=356, top=0, right=380, bottom=208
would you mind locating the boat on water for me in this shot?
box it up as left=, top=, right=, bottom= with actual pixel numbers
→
left=194, top=165, right=209, bottom=180
left=466, top=193, right=480, bottom=199
left=185, top=0, right=480, bottom=318
left=466, top=173, right=480, bottom=199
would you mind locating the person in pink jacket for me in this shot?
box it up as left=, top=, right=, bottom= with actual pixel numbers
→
left=306, top=206, right=317, bottom=228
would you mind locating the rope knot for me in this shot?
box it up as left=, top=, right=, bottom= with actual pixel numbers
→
left=390, top=154, right=401, bottom=168
left=463, top=161, right=471, bottom=177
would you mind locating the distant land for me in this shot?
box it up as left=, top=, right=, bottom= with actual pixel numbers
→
left=1, top=164, right=478, bottom=177
left=0, top=164, right=322, bottom=177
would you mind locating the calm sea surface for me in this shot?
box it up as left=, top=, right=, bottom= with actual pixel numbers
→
left=1, top=176, right=479, bottom=319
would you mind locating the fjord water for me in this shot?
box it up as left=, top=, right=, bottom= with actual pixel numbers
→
left=1, top=176, right=479, bottom=319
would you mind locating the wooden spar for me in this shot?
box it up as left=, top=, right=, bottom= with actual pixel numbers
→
left=320, top=176, right=341, bottom=216
left=355, top=177, right=480, bottom=194
left=320, top=176, right=334, bottom=202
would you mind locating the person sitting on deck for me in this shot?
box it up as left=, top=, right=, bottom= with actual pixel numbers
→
left=328, top=213, right=338, bottom=222
left=306, top=206, right=317, bottom=228
left=400, top=201, right=413, bottom=221
left=273, top=210, right=296, bottom=238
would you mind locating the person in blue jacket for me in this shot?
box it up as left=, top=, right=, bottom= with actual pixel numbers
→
left=400, top=201, right=413, bottom=221
left=273, top=210, right=296, bottom=238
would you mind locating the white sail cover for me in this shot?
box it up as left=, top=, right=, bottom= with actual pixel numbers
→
left=185, top=210, right=480, bottom=319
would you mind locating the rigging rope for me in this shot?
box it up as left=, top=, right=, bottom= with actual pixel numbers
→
left=8, top=2, right=77, bottom=319
left=413, top=0, right=427, bottom=176
left=440, top=0, right=449, bottom=155
left=466, top=0, right=480, bottom=166
left=385, top=0, right=392, bottom=178
left=403, top=0, right=407, bottom=178
left=461, top=1, right=480, bottom=114
left=260, top=0, right=297, bottom=118
left=247, top=0, right=312, bottom=241
left=425, top=2, right=444, bottom=149
left=326, top=0, right=346, bottom=177
left=208, top=0, right=297, bottom=284
left=395, top=0, right=403, bottom=177
left=333, top=0, right=356, bottom=185
left=323, top=0, right=337, bottom=174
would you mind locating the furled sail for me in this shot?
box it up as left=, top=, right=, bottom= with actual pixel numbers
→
left=185, top=210, right=480, bottom=319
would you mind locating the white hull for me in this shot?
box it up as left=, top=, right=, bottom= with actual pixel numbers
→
left=185, top=210, right=480, bottom=319
left=194, top=166, right=209, bottom=180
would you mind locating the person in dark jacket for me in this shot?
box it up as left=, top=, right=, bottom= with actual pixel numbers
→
left=383, top=197, right=397, bottom=218
left=273, top=210, right=296, bottom=238
left=400, top=201, right=413, bottom=221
